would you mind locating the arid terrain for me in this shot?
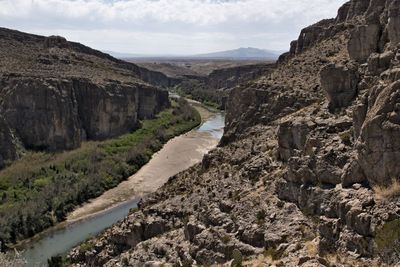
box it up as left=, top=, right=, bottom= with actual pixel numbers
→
left=130, top=58, right=271, bottom=77
left=67, top=0, right=400, bottom=266
left=1, top=0, right=400, bottom=266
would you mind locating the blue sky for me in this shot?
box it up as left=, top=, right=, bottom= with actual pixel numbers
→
left=0, top=0, right=348, bottom=55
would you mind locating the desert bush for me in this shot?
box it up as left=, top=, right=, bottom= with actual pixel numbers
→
left=231, top=249, right=243, bottom=267
left=375, top=219, right=400, bottom=263
left=373, top=179, right=400, bottom=200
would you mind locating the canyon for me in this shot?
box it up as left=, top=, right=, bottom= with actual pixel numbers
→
left=66, top=0, right=400, bottom=266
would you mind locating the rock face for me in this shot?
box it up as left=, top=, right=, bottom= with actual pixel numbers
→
left=206, top=64, right=275, bottom=90
left=348, top=24, right=380, bottom=62
left=320, top=63, right=359, bottom=111
left=0, top=27, right=169, bottom=162
left=357, top=81, right=400, bottom=186
left=68, top=0, right=400, bottom=266
left=0, top=117, right=17, bottom=168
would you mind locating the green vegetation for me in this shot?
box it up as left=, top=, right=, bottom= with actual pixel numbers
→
left=231, top=249, right=243, bottom=267
left=375, top=219, right=400, bottom=252
left=174, top=79, right=225, bottom=109
left=0, top=98, right=200, bottom=248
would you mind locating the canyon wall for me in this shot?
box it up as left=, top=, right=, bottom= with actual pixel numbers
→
left=0, top=28, right=170, bottom=165
left=68, top=0, right=400, bottom=266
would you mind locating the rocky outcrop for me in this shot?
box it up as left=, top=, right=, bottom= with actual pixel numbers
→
left=0, top=76, right=168, bottom=152
left=348, top=24, right=380, bottom=62
left=357, top=81, right=400, bottom=186
left=206, top=64, right=275, bottom=90
left=138, top=66, right=182, bottom=88
left=0, top=27, right=170, bottom=161
left=320, top=63, right=359, bottom=111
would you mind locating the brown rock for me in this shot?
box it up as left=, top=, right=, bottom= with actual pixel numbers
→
left=320, top=64, right=360, bottom=112
left=348, top=24, right=380, bottom=62
left=358, top=81, right=400, bottom=185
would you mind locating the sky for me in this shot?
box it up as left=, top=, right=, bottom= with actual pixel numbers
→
left=0, top=0, right=348, bottom=55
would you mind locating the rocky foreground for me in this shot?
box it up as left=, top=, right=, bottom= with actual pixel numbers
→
left=69, top=0, right=400, bottom=266
left=0, top=28, right=170, bottom=168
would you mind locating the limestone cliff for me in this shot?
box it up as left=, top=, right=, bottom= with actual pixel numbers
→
left=0, top=28, right=169, bottom=162
left=69, top=0, right=400, bottom=266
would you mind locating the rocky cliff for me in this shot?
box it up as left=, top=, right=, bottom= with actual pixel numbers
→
left=69, top=0, right=400, bottom=266
left=206, top=63, right=275, bottom=91
left=0, top=28, right=169, bottom=164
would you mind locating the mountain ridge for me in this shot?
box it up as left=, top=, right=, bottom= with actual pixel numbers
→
left=106, top=47, right=281, bottom=60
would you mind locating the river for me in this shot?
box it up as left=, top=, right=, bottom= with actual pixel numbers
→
left=20, top=107, right=225, bottom=267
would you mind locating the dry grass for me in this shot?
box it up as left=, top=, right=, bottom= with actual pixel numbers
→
left=304, top=240, right=318, bottom=257
left=373, top=179, right=400, bottom=200
left=323, top=252, right=382, bottom=267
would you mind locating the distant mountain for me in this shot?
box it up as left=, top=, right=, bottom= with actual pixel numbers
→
left=105, top=47, right=282, bottom=60
left=193, top=47, right=282, bottom=60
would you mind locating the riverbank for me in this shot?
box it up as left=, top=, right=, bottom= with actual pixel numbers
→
left=0, top=99, right=200, bottom=250
left=18, top=101, right=224, bottom=267
left=67, top=103, right=218, bottom=222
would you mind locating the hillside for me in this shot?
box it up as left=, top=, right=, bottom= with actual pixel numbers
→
left=68, top=0, right=400, bottom=266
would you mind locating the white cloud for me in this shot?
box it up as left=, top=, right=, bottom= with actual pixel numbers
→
left=0, top=0, right=348, bottom=54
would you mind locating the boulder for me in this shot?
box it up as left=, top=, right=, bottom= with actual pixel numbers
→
left=341, top=158, right=367, bottom=188
left=320, top=64, right=359, bottom=112
left=314, top=160, right=342, bottom=185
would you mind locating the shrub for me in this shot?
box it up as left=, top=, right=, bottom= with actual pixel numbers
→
left=231, top=249, right=243, bottom=267
left=375, top=219, right=400, bottom=263
left=263, top=247, right=283, bottom=261
left=373, top=179, right=400, bottom=200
